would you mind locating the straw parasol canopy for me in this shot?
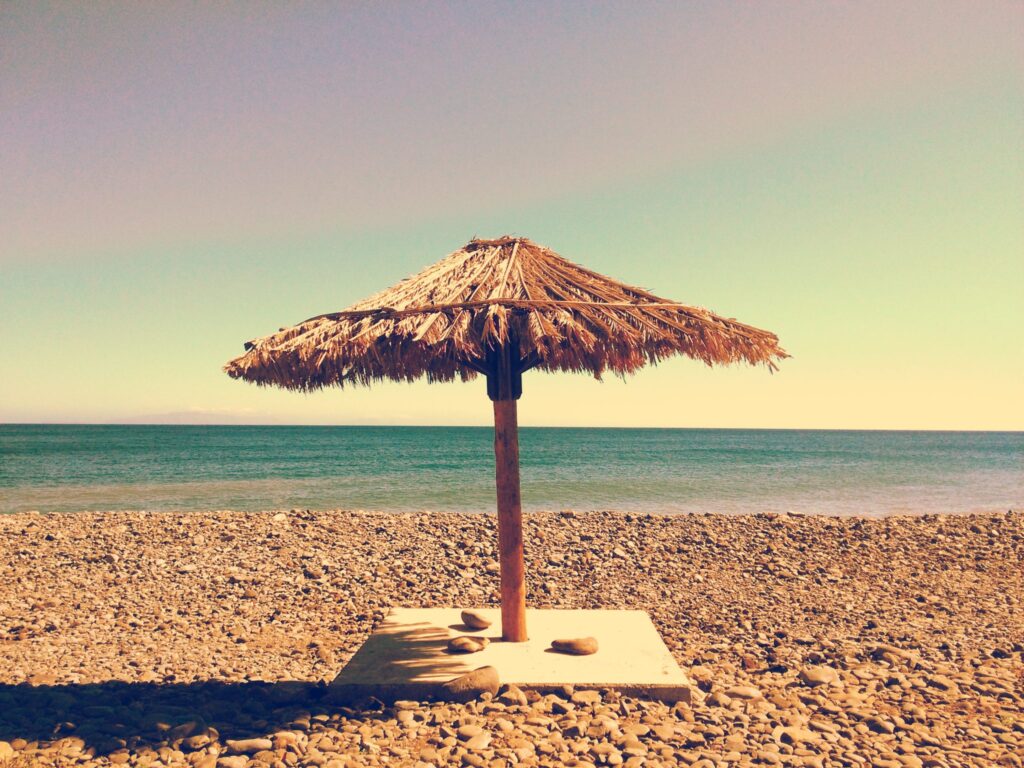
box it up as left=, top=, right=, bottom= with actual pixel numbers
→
left=226, top=236, right=785, bottom=391
left=226, top=236, right=787, bottom=641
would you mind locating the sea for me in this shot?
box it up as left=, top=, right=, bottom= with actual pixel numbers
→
left=0, top=425, right=1020, bottom=516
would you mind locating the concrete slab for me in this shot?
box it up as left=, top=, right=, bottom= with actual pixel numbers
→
left=330, top=607, right=697, bottom=704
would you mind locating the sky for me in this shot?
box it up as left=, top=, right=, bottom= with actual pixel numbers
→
left=2, top=1, right=1022, bottom=429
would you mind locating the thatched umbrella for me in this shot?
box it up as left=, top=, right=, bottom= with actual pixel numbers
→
left=226, top=236, right=786, bottom=642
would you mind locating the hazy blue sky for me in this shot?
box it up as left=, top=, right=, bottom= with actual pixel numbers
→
left=2, top=2, right=1022, bottom=428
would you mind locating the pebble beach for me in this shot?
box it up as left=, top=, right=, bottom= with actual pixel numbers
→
left=0, top=509, right=1021, bottom=768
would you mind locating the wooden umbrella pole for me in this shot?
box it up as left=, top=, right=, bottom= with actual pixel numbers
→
left=487, top=341, right=527, bottom=641
left=493, top=398, right=527, bottom=641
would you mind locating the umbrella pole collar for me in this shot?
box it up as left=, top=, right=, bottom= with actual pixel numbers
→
left=485, top=339, right=523, bottom=402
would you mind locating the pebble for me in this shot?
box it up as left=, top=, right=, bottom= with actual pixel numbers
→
left=460, top=609, right=492, bottom=630
left=571, top=689, right=602, bottom=705
left=551, top=636, right=599, bottom=655
left=498, top=685, right=528, bottom=706
left=457, top=724, right=484, bottom=740
left=448, top=636, right=489, bottom=653
left=725, top=685, right=762, bottom=700
left=225, top=737, right=273, bottom=753
left=799, top=665, right=841, bottom=686
left=440, top=666, right=500, bottom=702
left=464, top=732, right=491, bottom=750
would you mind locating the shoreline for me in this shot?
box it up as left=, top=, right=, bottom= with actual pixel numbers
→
left=1, top=506, right=1018, bottom=519
left=1, top=509, right=1021, bottom=766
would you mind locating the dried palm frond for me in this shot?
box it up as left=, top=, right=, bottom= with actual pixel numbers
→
left=225, top=236, right=787, bottom=390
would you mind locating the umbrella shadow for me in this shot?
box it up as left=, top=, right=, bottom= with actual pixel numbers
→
left=0, top=678, right=347, bottom=753
left=0, top=626, right=475, bottom=754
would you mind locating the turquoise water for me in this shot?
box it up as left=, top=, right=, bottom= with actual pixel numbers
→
left=0, top=425, right=1020, bottom=515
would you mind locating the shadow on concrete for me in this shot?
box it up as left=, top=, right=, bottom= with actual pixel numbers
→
left=330, top=621, right=472, bottom=703
left=446, top=623, right=488, bottom=632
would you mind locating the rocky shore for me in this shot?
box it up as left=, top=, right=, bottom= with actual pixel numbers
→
left=0, top=509, right=1021, bottom=767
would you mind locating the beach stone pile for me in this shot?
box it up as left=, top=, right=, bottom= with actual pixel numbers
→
left=0, top=508, right=1021, bottom=767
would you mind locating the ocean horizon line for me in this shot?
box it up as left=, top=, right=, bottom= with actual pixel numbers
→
left=2, top=421, right=1021, bottom=434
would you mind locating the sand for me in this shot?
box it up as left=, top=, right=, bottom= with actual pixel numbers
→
left=0, top=508, right=1021, bottom=767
